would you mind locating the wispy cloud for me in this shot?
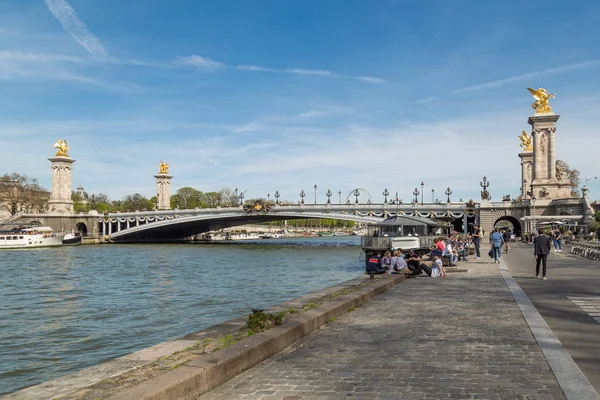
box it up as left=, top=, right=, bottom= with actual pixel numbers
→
left=354, top=76, right=386, bottom=84
left=297, top=110, right=330, bottom=118
left=222, top=61, right=383, bottom=83
left=44, top=0, right=110, bottom=59
left=0, top=50, right=88, bottom=64
left=414, top=96, right=437, bottom=104
left=176, top=55, right=224, bottom=70
left=454, top=59, right=600, bottom=93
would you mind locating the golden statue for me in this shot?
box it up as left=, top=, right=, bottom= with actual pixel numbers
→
left=53, top=139, right=69, bottom=156
left=159, top=161, right=170, bottom=174
left=519, top=130, right=533, bottom=151
left=527, top=87, right=555, bottom=114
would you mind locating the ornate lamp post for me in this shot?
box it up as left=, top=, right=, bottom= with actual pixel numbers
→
left=338, top=190, right=341, bottom=205
left=234, top=188, right=238, bottom=207
left=383, top=188, right=389, bottom=204
left=445, top=187, right=452, bottom=203
left=314, top=184, right=317, bottom=205
left=584, top=176, right=597, bottom=188
left=354, top=189, right=360, bottom=204
left=267, top=193, right=270, bottom=203
left=274, top=191, right=280, bottom=204
left=326, top=189, right=332, bottom=204
left=216, top=193, right=221, bottom=207
left=480, top=176, right=490, bottom=200
left=431, top=188, right=435, bottom=204
left=413, top=187, right=420, bottom=204
left=300, top=190, right=305, bottom=204
left=420, top=181, right=424, bottom=205
left=239, top=192, right=244, bottom=206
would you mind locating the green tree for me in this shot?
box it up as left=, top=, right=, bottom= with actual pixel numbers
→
left=0, top=173, right=49, bottom=215
left=121, top=193, right=153, bottom=212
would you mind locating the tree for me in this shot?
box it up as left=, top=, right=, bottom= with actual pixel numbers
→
left=121, top=193, right=153, bottom=212
left=557, top=160, right=581, bottom=197
left=175, top=187, right=201, bottom=209
left=72, top=191, right=89, bottom=213
left=0, top=173, right=49, bottom=215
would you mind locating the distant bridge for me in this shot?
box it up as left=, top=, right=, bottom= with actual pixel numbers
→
left=101, top=203, right=478, bottom=242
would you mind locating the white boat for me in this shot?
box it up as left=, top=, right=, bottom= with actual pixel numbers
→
left=0, top=225, right=64, bottom=249
left=227, top=233, right=261, bottom=240
left=63, top=231, right=82, bottom=245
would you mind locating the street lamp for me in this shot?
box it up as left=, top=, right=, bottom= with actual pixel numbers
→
left=420, top=181, right=424, bottom=205
left=431, top=188, right=435, bottom=203
left=274, top=191, right=280, bottom=204
left=383, top=188, right=389, bottom=204
left=314, top=184, right=317, bottom=205
left=354, top=189, right=360, bottom=204
left=239, top=192, right=244, bottom=206
left=413, top=188, right=420, bottom=204
left=267, top=193, right=270, bottom=203
left=217, top=193, right=221, bottom=207
left=326, top=189, right=332, bottom=204
left=300, top=190, right=305, bottom=204
left=585, top=176, right=597, bottom=188
left=445, top=187, right=452, bottom=203
left=338, top=190, right=341, bottom=205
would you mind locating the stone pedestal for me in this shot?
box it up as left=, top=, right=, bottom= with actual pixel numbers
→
left=155, top=174, right=172, bottom=210
left=47, top=156, right=75, bottom=213
left=528, top=113, right=571, bottom=199
left=519, top=151, right=533, bottom=199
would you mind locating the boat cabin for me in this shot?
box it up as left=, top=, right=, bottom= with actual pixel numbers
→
left=361, top=215, right=449, bottom=255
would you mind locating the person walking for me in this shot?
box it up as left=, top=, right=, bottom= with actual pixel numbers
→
left=534, top=229, right=552, bottom=280
left=553, top=228, right=562, bottom=252
left=491, top=228, right=504, bottom=263
left=472, top=225, right=481, bottom=259
left=502, top=229, right=511, bottom=253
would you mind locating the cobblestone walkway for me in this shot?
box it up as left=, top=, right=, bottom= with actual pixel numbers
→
left=199, top=263, right=565, bottom=399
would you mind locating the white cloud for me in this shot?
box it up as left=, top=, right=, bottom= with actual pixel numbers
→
left=176, top=55, right=224, bottom=70
left=284, top=68, right=335, bottom=77
left=454, top=59, right=600, bottom=93
left=44, top=0, right=110, bottom=59
left=298, top=110, right=330, bottom=118
left=354, top=76, right=386, bottom=84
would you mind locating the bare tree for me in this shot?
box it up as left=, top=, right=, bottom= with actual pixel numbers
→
left=0, top=173, right=49, bottom=215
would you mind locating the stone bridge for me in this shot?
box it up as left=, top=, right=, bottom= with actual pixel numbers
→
left=100, top=203, right=478, bottom=242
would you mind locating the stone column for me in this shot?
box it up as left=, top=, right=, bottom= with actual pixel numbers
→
left=548, top=127, right=556, bottom=180
left=528, top=114, right=559, bottom=183
left=518, top=152, right=533, bottom=199
left=155, top=174, right=173, bottom=210
left=47, top=156, right=76, bottom=213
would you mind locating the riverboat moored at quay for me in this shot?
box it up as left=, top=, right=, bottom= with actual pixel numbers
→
left=0, top=224, right=64, bottom=249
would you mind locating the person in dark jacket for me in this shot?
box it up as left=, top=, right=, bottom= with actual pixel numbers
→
left=366, top=252, right=387, bottom=274
left=533, top=229, right=552, bottom=280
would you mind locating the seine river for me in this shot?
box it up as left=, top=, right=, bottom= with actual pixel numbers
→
left=0, top=236, right=363, bottom=395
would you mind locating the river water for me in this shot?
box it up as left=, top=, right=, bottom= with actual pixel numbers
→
left=0, top=236, right=363, bottom=395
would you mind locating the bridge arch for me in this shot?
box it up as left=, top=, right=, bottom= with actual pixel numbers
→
left=75, top=222, right=88, bottom=237
left=494, top=216, right=522, bottom=237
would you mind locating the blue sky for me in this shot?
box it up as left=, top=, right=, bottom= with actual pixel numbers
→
left=1, top=0, right=600, bottom=204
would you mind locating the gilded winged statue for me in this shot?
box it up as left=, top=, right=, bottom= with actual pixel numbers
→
left=159, top=161, right=170, bottom=174
left=53, top=139, right=69, bottom=156
left=519, top=130, right=533, bottom=151
left=527, top=87, right=555, bottom=114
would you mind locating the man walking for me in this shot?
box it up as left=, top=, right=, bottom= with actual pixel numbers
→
left=534, top=229, right=552, bottom=279
left=502, top=229, right=511, bottom=253
left=472, top=225, right=481, bottom=259
left=491, top=228, right=504, bottom=264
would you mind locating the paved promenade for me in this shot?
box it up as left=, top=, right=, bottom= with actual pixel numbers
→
left=199, top=260, right=581, bottom=400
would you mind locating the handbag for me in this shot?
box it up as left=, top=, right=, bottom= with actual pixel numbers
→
left=488, top=248, right=494, bottom=258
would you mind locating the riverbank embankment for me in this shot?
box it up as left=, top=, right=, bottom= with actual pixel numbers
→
left=6, top=274, right=404, bottom=400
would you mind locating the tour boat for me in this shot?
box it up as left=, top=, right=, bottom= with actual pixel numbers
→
left=227, top=233, right=261, bottom=240
left=361, top=215, right=449, bottom=257
left=0, top=225, right=64, bottom=249
left=62, top=231, right=82, bottom=245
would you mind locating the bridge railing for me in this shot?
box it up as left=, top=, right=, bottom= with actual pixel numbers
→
left=570, top=241, right=600, bottom=260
